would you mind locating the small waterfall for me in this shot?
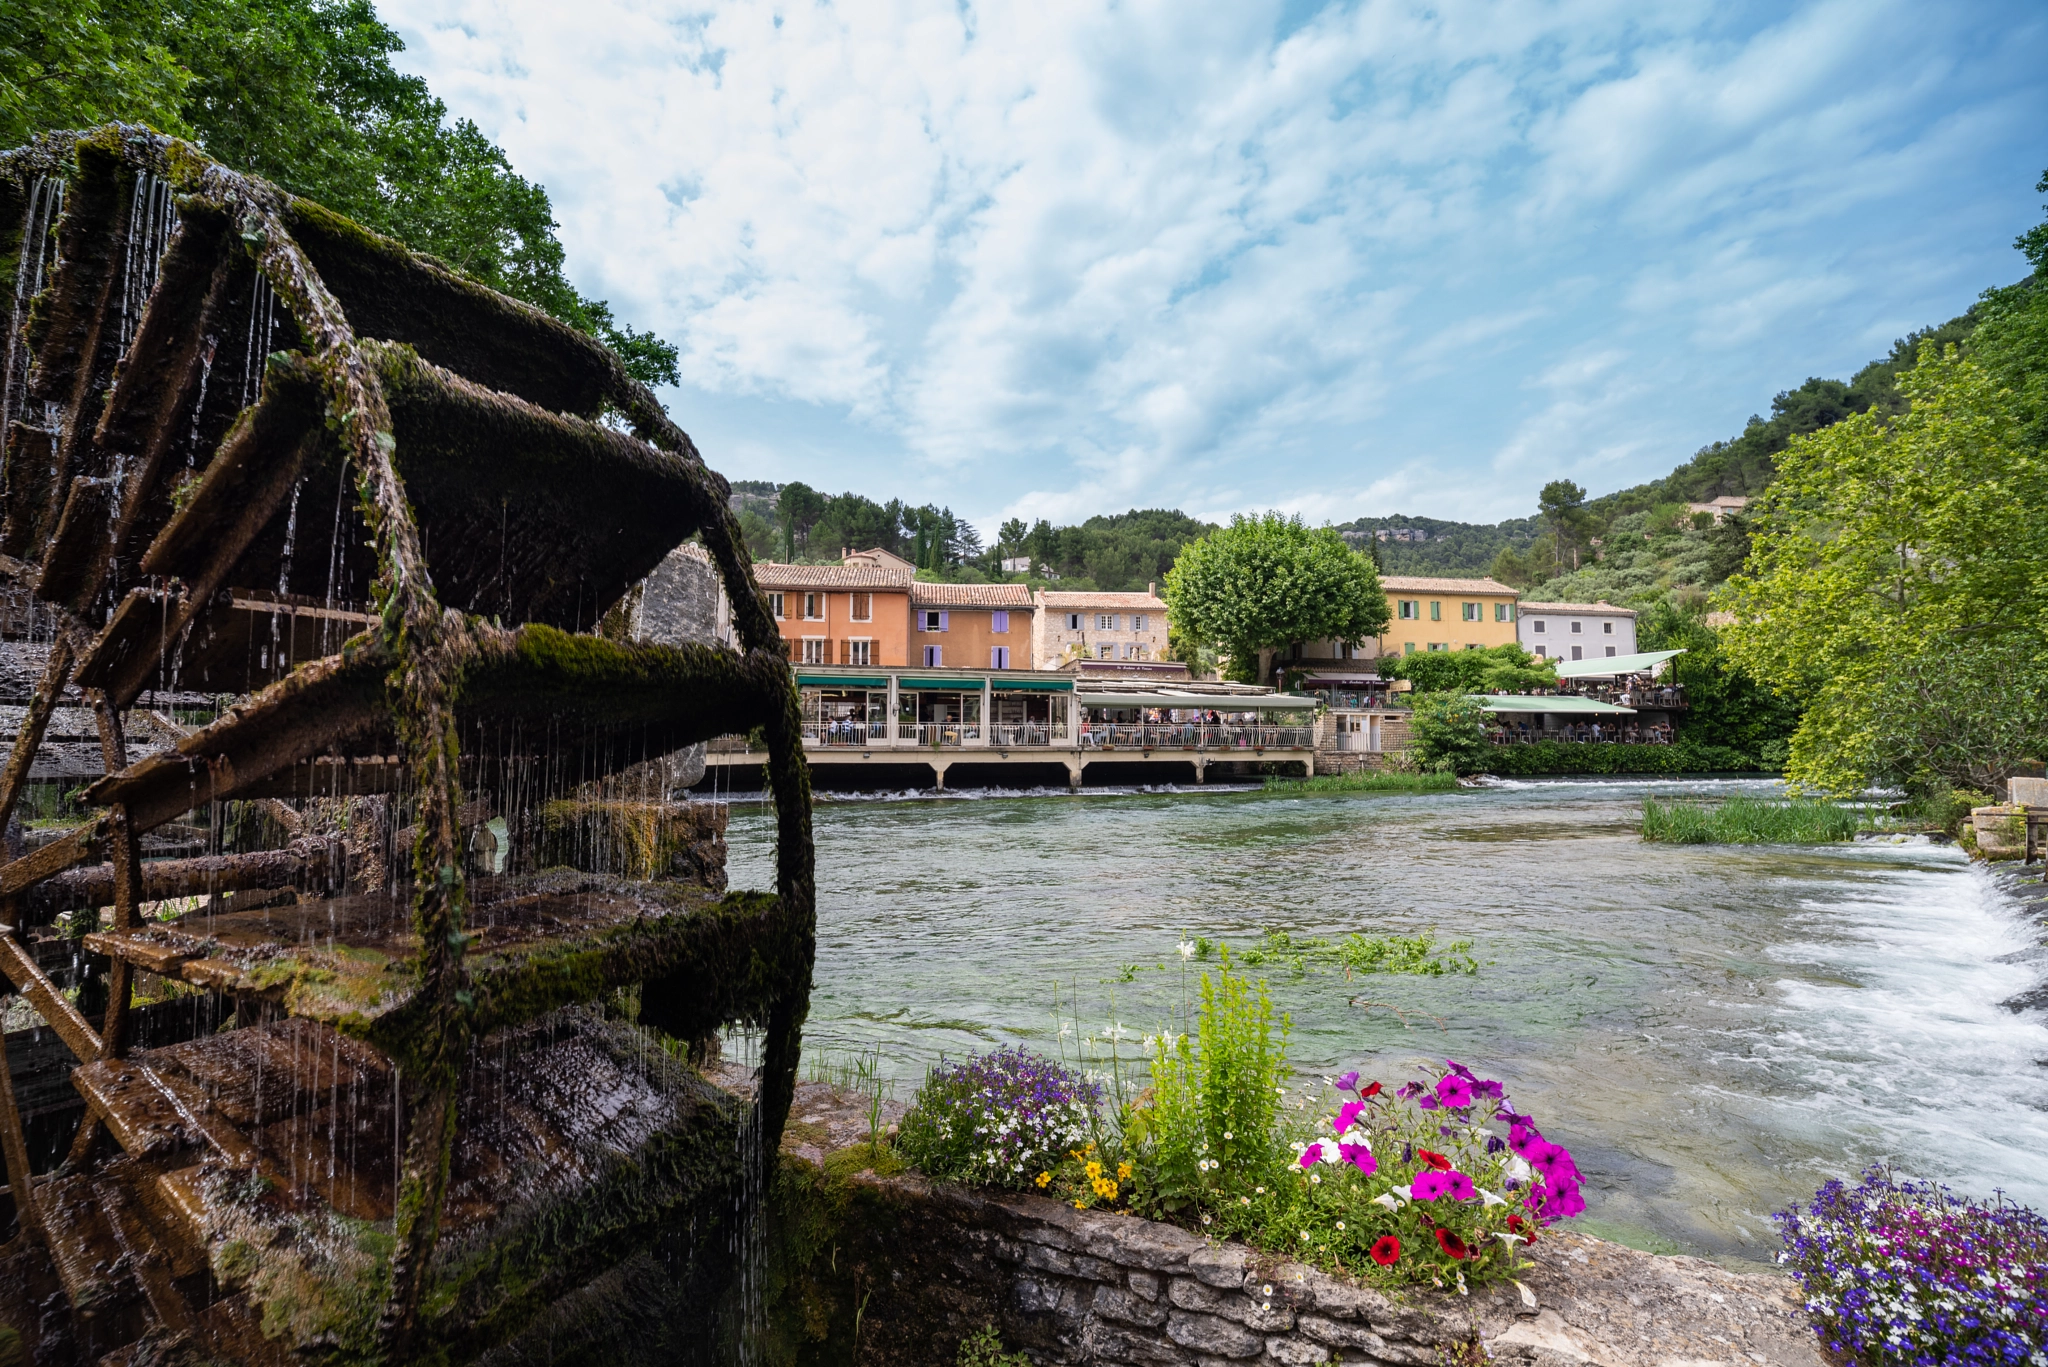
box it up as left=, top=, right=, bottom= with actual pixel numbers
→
left=2, top=174, right=65, bottom=441
left=117, top=170, right=177, bottom=357
left=731, top=1092, right=767, bottom=1367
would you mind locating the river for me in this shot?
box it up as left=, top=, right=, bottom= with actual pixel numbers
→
left=724, top=776, right=2048, bottom=1269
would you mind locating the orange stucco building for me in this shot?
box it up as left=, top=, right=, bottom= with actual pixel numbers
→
left=754, top=556, right=914, bottom=666
left=909, top=582, right=1036, bottom=670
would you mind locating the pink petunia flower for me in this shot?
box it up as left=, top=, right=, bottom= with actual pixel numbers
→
left=1412, top=1170, right=1451, bottom=1201
left=1333, top=1100, right=1370, bottom=1134
left=1339, top=1143, right=1377, bottom=1176
left=1443, top=1171, right=1476, bottom=1201
left=1435, top=1074, right=1474, bottom=1109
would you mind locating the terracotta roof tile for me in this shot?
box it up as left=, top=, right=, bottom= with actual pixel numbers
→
left=753, top=562, right=914, bottom=589
left=1037, top=590, right=1167, bottom=610
left=1518, top=601, right=1637, bottom=615
left=1379, top=576, right=1518, bottom=595
left=909, top=582, right=1035, bottom=607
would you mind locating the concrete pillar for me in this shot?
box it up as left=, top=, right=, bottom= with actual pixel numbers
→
left=1194, top=757, right=1208, bottom=784
left=886, top=672, right=900, bottom=746
left=933, top=759, right=949, bottom=790
left=1065, top=756, right=1083, bottom=790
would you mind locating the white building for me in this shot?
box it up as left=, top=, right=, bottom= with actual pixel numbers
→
left=1517, top=601, right=1637, bottom=662
left=1033, top=587, right=1169, bottom=667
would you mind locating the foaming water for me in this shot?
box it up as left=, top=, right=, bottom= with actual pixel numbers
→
left=728, top=778, right=2048, bottom=1266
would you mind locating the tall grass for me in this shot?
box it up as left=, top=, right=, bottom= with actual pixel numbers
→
left=1267, top=770, right=1459, bottom=795
left=1641, top=795, right=1868, bottom=844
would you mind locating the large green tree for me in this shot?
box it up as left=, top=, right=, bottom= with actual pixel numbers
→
left=1719, top=192, right=2048, bottom=795
left=1, top=0, right=678, bottom=384
left=1164, top=513, right=1388, bottom=684
left=1378, top=642, right=1555, bottom=695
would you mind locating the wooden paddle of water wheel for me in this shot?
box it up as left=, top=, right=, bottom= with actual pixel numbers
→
left=0, top=125, right=814, bottom=1365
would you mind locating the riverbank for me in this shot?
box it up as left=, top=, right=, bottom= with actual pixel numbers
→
left=759, top=1079, right=1822, bottom=1367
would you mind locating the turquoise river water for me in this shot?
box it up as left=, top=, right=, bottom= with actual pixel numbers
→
left=723, top=777, right=2048, bottom=1269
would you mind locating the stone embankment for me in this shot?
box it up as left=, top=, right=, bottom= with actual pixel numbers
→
left=771, top=1081, right=1822, bottom=1367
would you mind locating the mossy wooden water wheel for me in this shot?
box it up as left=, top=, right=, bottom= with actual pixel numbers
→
left=0, top=125, right=814, bottom=1365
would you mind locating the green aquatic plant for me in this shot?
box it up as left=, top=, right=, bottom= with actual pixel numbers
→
left=1641, top=795, right=1869, bottom=844
left=1205, top=928, right=1478, bottom=978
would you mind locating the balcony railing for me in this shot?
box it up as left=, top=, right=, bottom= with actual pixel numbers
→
left=719, top=723, right=1314, bottom=754
left=1077, top=724, right=1312, bottom=751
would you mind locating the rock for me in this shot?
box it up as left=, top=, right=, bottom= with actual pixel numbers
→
left=1167, top=1310, right=1267, bottom=1359
left=1097, top=1284, right=1172, bottom=1329
left=1266, top=1338, right=1332, bottom=1366
left=1187, top=1245, right=1253, bottom=1289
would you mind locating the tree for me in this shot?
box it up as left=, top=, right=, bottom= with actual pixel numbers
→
left=1407, top=694, right=1490, bottom=775
left=1719, top=302, right=2048, bottom=795
left=997, top=518, right=1028, bottom=560
left=1537, top=479, right=1591, bottom=574
left=1636, top=598, right=1799, bottom=767
left=1379, top=643, right=1555, bottom=695
left=1, top=0, right=680, bottom=385
left=776, top=481, right=826, bottom=559
left=1163, top=513, right=1388, bottom=685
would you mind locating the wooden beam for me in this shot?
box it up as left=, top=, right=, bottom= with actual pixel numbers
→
left=0, top=1024, right=42, bottom=1237
left=0, top=931, right=104, bottom=1066
left=0, top=632, right=75, bottom=835
left=0, top=819, right=107, bottom=900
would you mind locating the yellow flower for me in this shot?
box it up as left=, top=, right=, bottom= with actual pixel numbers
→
left=1117, top=1162, right=1133, bottom=1180
left=1035, top=1171, right=1052, bottom=1188
left=1074, top=1200, right=1085, bottom=1209
left=1085, top=1161, right=1102, bottom=1180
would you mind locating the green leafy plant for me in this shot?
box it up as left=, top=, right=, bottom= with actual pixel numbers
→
left=957, top=1323, right=1032, bottom=1367
left=1137, top=948, right=1288, bottom=1216
left=1266, top=770, right=1460, bottom=795
left=1408, top=694, right=1491, bottom=775
left=1233, top=928, right=1477, bottom=978
left=1640, top=796, right=1869, bottom=844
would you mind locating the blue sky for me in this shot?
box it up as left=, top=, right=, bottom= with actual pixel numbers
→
left=378, top=0, right=2047, bottom=534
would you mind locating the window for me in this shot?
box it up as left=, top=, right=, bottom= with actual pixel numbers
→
left=1570, top=620, right=1582, bottom=634
left=1097, top=614, right=1116, bottom=631
left=768, top=592, right=785, bottom=618
left=1129, top=645, right=1148, bottom=660
left=922, top=645, right=943, bottom=667
left=1571, top=646, right=1582, bottom=661
left=1604, top=646, right=1616, bottom=657
left=990, top=646, right=1010, bottom=669
left=1429, top=601, right=1441, bottom=621
left=919, top=609, right=947, bottom=632
left=991, top=610, right=1009, bottom=633
left=1603, top=621, right=1613, bottom=634
left=1066, top=613, right=1083, bottom=631
left=1403, top=642, right=1417, bottom=655
left=1398, top=600, right=1420, bottom=620
left=1132, top=613, right=1147, bottom=631
left=1462, top=602, right=1480, bottom=622
left=1097, top=643, right=1115, bottom=658
left=849, top=639, right=872, bottom=666
left=850, top=593, right=872, bottom=622
left=801, top=637, right=826, bottom=664
left=1495, top=603, right=1514, bottom=622
left=1533, top=645, right=1546, bottom=658
left=1532, top=619, right=1546, bottom=633
left=803, top=592, right=823, bottom=620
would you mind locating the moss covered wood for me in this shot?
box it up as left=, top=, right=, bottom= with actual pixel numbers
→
left=0, top=123, right=816, bottom=1363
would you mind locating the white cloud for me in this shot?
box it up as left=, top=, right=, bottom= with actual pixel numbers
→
left=379, top=0, right=2048, bottom=530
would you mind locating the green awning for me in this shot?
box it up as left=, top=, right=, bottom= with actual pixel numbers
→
left=1478, top=695, right=1636, bottom=714
left=796, top=674, right=887, bottom=687
left=898, top=677, right=973, bottom=690
left=1076, top=692, right=1318, bottom=710
left=1551, top=648, right=1683, bottom=679
left=990, top=678, right=1073, bottom=692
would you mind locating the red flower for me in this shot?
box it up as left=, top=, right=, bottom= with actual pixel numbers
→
left=1417, top=1149, right=1454, bottom=1171
left=1361, top=1081, right=1383, bottom=1098
left=1433, top=1227, right=1470, bottom=1260
left=1506, top=1214, right=1538, bottom=1244
left=1370, top=1235, right=1402, bottom=1266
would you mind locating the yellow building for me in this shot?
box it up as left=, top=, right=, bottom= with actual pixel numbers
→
left=1378, top=576, right=1520, bottom=656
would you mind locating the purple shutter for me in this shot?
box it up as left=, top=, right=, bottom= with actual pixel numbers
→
left=938, top=610, right=949, bottom=631
left=991, top=610, right=1008, bottom=633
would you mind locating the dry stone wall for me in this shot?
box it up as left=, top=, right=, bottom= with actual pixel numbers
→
left=773, top=1082, right=1822, bottom=1367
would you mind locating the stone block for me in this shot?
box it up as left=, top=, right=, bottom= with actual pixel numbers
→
left=1096, top=1215, right=1205, bottom=1272
left=1265, top=1338, right=1333, bottom=1366
left=1298, top=1314, right=1395, bottom=1352
left=1188, top=1245, right=1253, bottom=1289
left=1086, top=1319, right=1195, bottom=1365
left=1096, top=1283, right=1173, bottom=1329
left=1129, top=1270, right=1164, bottom=1301
left=1171, top=1277, right=1234, bottom=1315
left=1167, top=1310, right=1267, bottom=1359
left=1298, top=1268, right=1400, bottom=1323
left=1241, top=1297, right=1295, bottom=1333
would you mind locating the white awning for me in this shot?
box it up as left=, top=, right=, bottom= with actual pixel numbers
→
left=1551, top=648, right=1683, bottom=678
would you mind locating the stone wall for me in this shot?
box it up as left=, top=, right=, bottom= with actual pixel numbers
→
left=766, top=1082, right=1821, bottom=1367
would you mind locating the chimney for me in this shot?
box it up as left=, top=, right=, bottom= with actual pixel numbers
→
left=1147, top=581, right=1156, bottom=596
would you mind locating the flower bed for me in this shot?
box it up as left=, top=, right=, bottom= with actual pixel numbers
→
left=895, top=955, right=1584, bottom=1291
left=1775, top=1167, right=2048, bottom=1367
